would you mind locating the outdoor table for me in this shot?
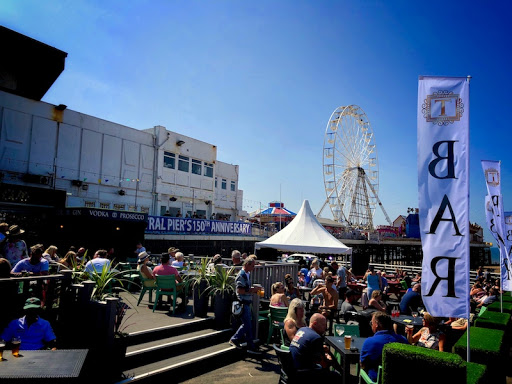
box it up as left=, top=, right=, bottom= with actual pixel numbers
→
left=347, top=282, right=366, bottom=293
left=391, top=314, right=423, bottom=331
left=0, top=349, right=88, bottom=383
left=298, top=286, right=312, bottom=301
left=325, top=335, right=367, bottom=384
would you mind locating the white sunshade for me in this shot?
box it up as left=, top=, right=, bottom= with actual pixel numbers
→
left=255, top=200, right=352, bottom=255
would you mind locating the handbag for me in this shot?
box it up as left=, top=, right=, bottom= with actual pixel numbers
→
left=232, top=300, right=243, bottom=316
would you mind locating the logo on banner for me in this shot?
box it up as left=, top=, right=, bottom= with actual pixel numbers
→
left=506, top=216, right=512, bottom=225
left=422, top=90, right=464, bottom=125
left=485, top=168, right=500, bottom=186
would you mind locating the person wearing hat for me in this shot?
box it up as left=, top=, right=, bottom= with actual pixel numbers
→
left=11, top=244, right=49, bottom=276
left=137, top=251, right=154, bottom=280
left=3, top=224, right=29, bottom=267
left=168, top=247, right=179, bottom=263
left=1, top=297, right=57, bottom=350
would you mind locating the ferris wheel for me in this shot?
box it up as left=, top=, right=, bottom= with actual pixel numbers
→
left=318, top=105, right=391, bottom=229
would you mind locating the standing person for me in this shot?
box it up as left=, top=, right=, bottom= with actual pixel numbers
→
left=229, top=258, right=262, bottom=355
left=3, top=225, right=29, bottom=267
left=11, top=244, right=49, bottom=276
left=311, top=275, right=339, bottom=319
left=360, top=312, right=408, bottom=382
left=364, top=265, right=381, bottom=299
left=336, top=262, right=348, bottom=301
left=289, top=313, right=341, bottom=379
left=134, top=242, right=146, bottom=256
left=84, top=249, right=111, bottom=275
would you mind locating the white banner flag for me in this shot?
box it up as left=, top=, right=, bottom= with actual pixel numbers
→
left=482, top=160, right=512, bottom=291
left=418, top=76, right=470, bottom=318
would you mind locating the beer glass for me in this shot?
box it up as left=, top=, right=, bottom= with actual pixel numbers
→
left=11, top=336, right=21, bottom=357
left=0, top=339, right=5, bottom=360
left=344, top=335, right=352, bottom=350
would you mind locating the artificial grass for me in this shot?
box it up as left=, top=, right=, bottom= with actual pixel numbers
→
left=474, top=311, right=510, bottom=332
left=466, top=362, right=488, bottom=384
left=382, top=343, right=466, bottom=384
left=486, top=300, right=512, bottom=314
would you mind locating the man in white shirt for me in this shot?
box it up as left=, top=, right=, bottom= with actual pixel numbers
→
left=171, top=252, right=185, bottom=268
left=85, top=249, right=111, bottom=274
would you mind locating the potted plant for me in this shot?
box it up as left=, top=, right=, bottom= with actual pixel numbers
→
left=187, top=257, right=212, bottom=318
left=208, top=266, right=236, bottom=329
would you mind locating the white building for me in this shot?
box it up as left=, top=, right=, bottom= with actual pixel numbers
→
left=0, top=90, right=244, bottom=221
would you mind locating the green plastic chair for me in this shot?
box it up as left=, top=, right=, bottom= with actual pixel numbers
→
left=137, top=271, right=157, bottom=306
left=118, top=262, right=139, bottom=291
left=279, top=327, right=290, bottom=350
left=357, top=363, right=382, bottom=384
left=334, top=324, right=361, bottom=364
left=267, top=305, right=288, bottom=344
left=400, top=280, right=408, bottom=290
left=153, top=274, right=181, bottom=314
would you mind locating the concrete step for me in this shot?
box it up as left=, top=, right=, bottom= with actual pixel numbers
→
left=126, top=317, right=215, bottom=346
left=117, top=342, right=238, bottom=384
left=123, top=328, right=232, bottom=370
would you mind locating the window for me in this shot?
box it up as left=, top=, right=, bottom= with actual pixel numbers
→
left=141, top=206, right=149, bottom=213
left=85, top=201, right=95, bottom=208
left=215, top=177, right=218, bottom=188
left=114, top=204, right=125, bottom=210
left=204, top=162, right=213, bottom=178
left=178, top=155, right=189, bottom=172
left=221, top=179, right=227, bottom=190
left=231, top=181, right=236, bottom=191
left=128, top=205, right=136, bottom=211
left=100, top=202, right=110, bottom=209
left=164, top=152, right=175, bottom=169
left=192, top=159, right=202, bottom=175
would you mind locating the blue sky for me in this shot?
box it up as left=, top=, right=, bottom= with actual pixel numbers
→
left=2, top=1, right=511, bottom=244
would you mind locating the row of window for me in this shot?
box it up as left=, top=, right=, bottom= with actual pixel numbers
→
left=215, top=177, right=236, bottom=191
left=164, top=152, right=214, bottom=177
left=164, top=151, right=237, bottom=191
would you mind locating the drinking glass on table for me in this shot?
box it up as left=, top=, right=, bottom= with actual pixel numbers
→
left=0, top=339, right=5, bottom=361
left=11, top=336, right=21, bottom=357
left=334, top=324, right=345, bottom=340
left=411, top=311, right=418, bottom=318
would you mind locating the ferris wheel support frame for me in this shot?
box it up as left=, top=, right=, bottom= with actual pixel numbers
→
left=363, top=171, right=392, bottom=226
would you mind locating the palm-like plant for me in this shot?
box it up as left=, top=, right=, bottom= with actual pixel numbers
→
left=187, top=256, right=212, bottom=296
left=86, top=262, right=138, bottom=301
left=208, top=266, right=236, bottom=299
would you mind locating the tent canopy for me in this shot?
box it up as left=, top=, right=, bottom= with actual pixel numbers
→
left=255, top=200, right=352, bottom=255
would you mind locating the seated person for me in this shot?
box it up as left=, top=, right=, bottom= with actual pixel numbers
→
left=444, top=317, right=468, bottom=331
left=137, top=252, right=154, bottom=279
left=368, top=290, right=387, bottom=312
left=207, top=254, right=228, bottom=274
left=405, top=311, right=445, bottom=351
left=361, top=311, right=408, bottom=382
left=283, top=298, right=307, bottom=344
left=270, top=281, right=289, bottom=307
left=171, top=252, right=186, bottom=268
left=290, top=313, right=341, bottom=379
left=84, top=249, right=111, bottom=275
left=284, top=274, right=300, bottom=300
left=11, top=244, right=49, bottom=276
left=153, top=254, right=187, bottom=309
left=475, top=287, right=499, bottom=309
left=399, top=283, right=422, bottom=315
left=1, top=297, right=56, bottom=350
left=311, top=275, right=339, bottom=319
left=340, top=289, right=358, bottom=315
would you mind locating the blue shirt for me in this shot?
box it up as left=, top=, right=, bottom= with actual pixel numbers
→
left=235, top=269, right=252, bottom=303
left=361, top=330, right=408, bottom=381
left=1, top=316, right=56, bottom=350
left=12, top=258, right=49, bottom=274
left=337, top=266, right=347, bottom=288
left=85, top=258, right=111, bottom=274
left=399, top=291, right=422, bottom=315
left=290, top=326, right=323, bottom=370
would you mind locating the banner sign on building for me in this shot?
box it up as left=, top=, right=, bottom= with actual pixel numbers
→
left=146, top=216, right=252, bottom=236
left=417, top=76, right=470, bottom=318
left=482, top=160, right=512, bottom=291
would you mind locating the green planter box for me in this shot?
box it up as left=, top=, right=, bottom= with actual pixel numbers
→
left=453, top=328, right=506, bottom=384
left=501, top=294, right=512, bottom=303
left=466, top=362, right=488, bottom=384
left=382, top=343, right=467, bottom=384
left=474, top=311, right=510, bottom=332
left=486, top=301, right=512, bottom=314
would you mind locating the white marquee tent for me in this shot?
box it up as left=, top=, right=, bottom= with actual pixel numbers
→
left=255, top=200, right=352, bottom=254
